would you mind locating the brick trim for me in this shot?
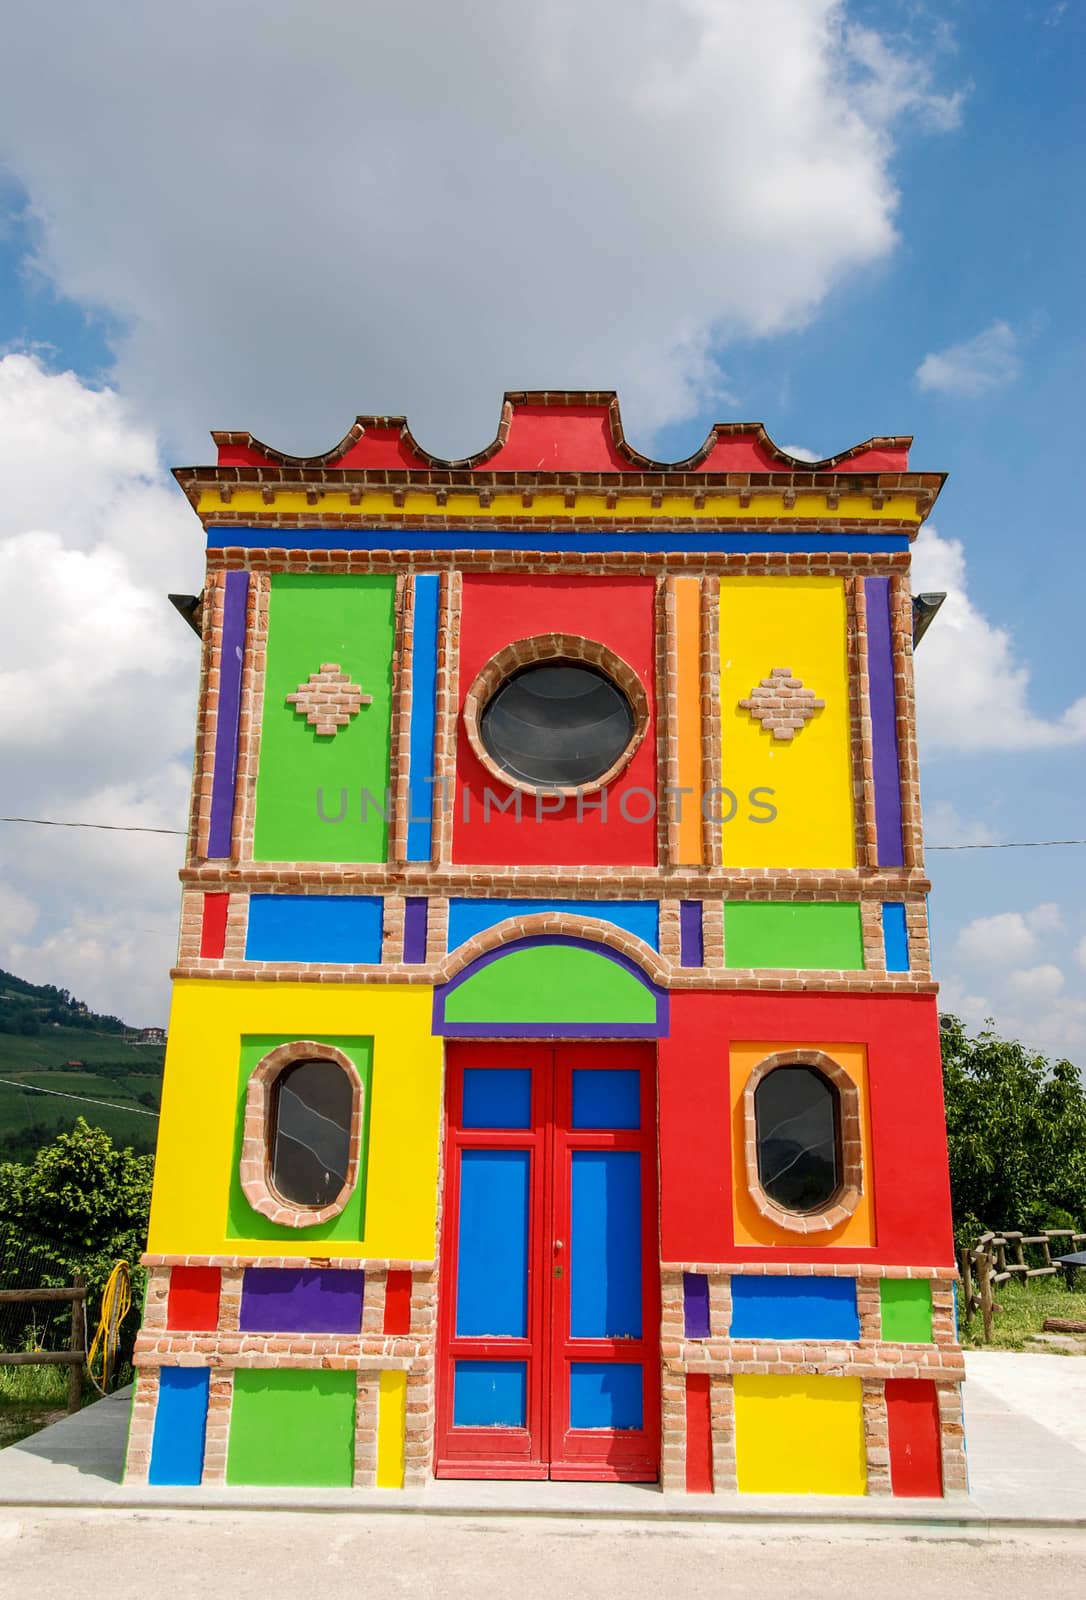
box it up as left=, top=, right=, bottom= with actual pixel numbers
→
left=387, top=573, right=410, bottom=863
left=741, top=1050, right=863, bottom=1236
left=460, top=632, right=651, bottom=799
left=239, top=1041, right=365, bottom=1228
left=207, top=549, right=914, bottom=580
left=191, top=573, right=224, bottom=863
left=432, top=571, right=461, bottom=866
left=233, top=572, right=268, bottom=866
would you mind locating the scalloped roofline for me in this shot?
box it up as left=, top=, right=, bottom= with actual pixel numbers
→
left=204, top=390, right=913, bottom=476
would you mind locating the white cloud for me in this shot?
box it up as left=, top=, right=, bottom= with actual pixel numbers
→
left=1076, top=936, right=1086, bottom=973
left=915, top=319, right=1020, bottom=397
left=1025, top=903, right=1064, bottom=935
left=1007, top=963, right=1065, bottom=998
left=912, top=526, right=1086, bottom=753
left=923, top=800, right=999, bottom=847
left=780, top=444, right=822, bottom=462
left=955, top=911, right=1040, bottom=967
left=0, top=355, right=196, bottom=1022
left=0, top=2, right=962, bottom=455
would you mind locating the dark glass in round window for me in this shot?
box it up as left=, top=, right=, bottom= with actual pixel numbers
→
left=754, top=1067, right=840, bottom=1213
left=270, top=1059, right=353, bottom=1209
left=480, top=661, right=636, bottom=787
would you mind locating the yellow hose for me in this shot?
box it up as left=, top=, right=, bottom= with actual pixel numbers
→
left=87, top=1261, right=132, bottom=1394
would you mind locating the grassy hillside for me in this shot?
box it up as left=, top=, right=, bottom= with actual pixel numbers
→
left=0, top=970, right=164, bottom=1165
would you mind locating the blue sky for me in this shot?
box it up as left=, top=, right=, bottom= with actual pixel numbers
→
left=0, top=0, right=1082, bottom=1052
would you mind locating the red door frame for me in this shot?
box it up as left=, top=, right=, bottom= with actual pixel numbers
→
left=434, top=1041, right=659, bottom=1482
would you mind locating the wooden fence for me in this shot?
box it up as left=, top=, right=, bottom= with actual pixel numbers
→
left=960, top=1231, right=1086, bottom=1342
left=0, top=1274, right=85, bottom=1412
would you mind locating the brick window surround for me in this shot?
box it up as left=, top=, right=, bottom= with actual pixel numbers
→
left=461, top=633, right=651, bottom=798
left=239, top=1040, right=365, bottom=1228
left=742, top=1049, right=863, bottom=1236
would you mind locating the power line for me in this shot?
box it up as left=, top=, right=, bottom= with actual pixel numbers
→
left=0, top=817, right=185, bottom=837
left=0, top=1075, right=159, bottom=1118
left=927, top=840, right=1086, bottom=851
left=2, top=815, right=1085, bottom=851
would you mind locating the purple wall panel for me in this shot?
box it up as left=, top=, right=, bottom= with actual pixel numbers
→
left=207, top=570, right=249, bottom=859
left=403, top=897, right=428, bottom=963
left=683, top=1272, right=711, bottom=1338
left=679, top=901, right=704, bottom=967
left=239, top=1268, right=364, bottom=1333
left=864, top=576, right=905, bottom=868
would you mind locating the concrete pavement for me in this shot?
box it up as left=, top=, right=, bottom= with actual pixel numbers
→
left=0, top=1352, right=1084, bottom=1530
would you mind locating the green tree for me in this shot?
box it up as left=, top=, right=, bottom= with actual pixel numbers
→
left=0, top=1118, right=153, bottom=1289
left=940, top=1014, right=1086, bottom=1244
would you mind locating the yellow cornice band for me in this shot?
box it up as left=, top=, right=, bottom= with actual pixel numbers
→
left=195, top=488, right=924, bottom=525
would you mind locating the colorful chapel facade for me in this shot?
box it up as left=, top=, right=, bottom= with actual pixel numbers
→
left=125, top=393, right=965, bottom=1497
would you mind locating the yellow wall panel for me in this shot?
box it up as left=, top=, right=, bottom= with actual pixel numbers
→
left=376, top=1370, right=407, bottom=1488
left=734, top=1375, right=867, bottom=1495
left=729, top=1041, right=874, bottom=1248
left=718, top=577, right=855, bottom=868
left=147, top=979, right=443, bottom=1261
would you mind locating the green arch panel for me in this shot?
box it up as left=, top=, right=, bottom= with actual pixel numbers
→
left=444, top=943, right=656, bottom=1027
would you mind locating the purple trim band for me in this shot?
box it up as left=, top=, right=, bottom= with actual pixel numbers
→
left=403, top=898, right=428, bottom=963
left=433, top=934, right=669, bottom=1039
left=683, top=1272, right=711, bottom=1339
left=679, top=901, right=704, bottom=967
left=864, top=576, right=905, bottom=868
left=207, top=571, right=249, bottom=859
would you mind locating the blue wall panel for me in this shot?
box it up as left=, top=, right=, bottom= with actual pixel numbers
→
left=571, top=1151, right=641, bottom=1338
left=569, top=1363, right=643, bottom=1430
left=447, top=899, right=660, bottom=953
left=210, top=527, right=912, bottom=557
left=456, top=1150, right=530, bottom=1337
left=462, top=1068, right=532, bottom=1129
left=572, top=1069, right=640, bottom=1129
left=245, top=894, right=383, bottom=964
left=882, top=902, right=910, bottom=972
left=148, top=1367, right=210, bottom=1486
left=453, top=1361, right=527, bottom=1428
left=406, top=574, right=440, bottom=862
left=729, top=1277, right=860, bottom=1341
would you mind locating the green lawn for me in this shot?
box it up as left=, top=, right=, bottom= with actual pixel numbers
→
left=960, top=1273, right=1086, bottom=1350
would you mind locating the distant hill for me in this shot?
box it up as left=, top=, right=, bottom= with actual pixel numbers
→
left=0, top=969, right=164, bottom=1165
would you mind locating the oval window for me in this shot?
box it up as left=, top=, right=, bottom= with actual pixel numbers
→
left=270, top=1058, right=354, bottom=1209
left=479, top=661, right=635, bottom=787
left=754, top=1066, right=840, bottom=1213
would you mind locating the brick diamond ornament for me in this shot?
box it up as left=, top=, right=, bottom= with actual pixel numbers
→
left=739, top=667, right=825, bottom=742
left=286, top=663, right=372, bottom=737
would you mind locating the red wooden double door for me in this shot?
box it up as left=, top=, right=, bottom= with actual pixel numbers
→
left=435, top=1042, right=660, bottom=1480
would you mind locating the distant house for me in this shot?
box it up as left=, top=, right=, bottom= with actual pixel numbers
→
left=64, top=1059, right=85, bottom=1069
left=139, top=1027, right=167, bottom=1045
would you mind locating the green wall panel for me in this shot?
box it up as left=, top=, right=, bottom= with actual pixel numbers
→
left=226, top=1369, right=356, bottom=1486
left=880, top=1279, right=934, bottom=1343
left=226, top=1035, right=372, bottom=1243
left=445, top=945, right=656, bottom=1025
left=723, top=903, right=865, bottom=970
left=253, top=574, right=395, bottom=862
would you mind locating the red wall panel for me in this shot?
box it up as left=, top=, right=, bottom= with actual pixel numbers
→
left=453, top=575, right=657, bottom=867
left=658, top=991, right=954, bottom=1266
left=384, top=1269, right=413, bottom=1335
left=685, top=1374, right=713, bottom=1493
left=886, top=1379, right=944, bottom=1497
left=166, top=1265, right=221, bottom=1331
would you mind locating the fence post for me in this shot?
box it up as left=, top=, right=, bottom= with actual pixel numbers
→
left=960, top=1247, right=974, bottom=1321
left=978, top=1252, right=994, bottom=1344
left=67, top=1273, right=84, bottom=1415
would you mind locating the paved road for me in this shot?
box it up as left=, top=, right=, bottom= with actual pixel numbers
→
left=0, top=1509, right=1082, bottom=1600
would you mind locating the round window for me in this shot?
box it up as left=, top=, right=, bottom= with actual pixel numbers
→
left=754, top=1066, right=841, bottom=1213
left=479, top=661, right=636, bottom=788
left=270, top=1058, right=354, bottom=1209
